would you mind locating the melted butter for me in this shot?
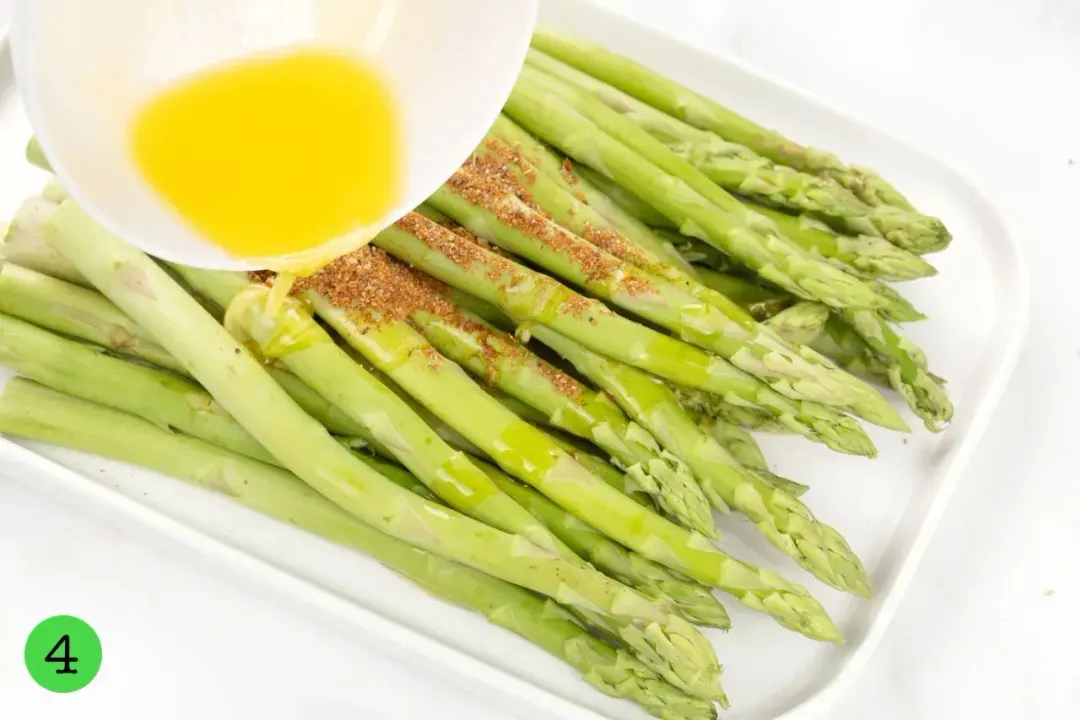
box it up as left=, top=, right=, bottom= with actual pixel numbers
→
left=130, top=47, right=400, bottom=268
left=266, top=272, right=296, bottom=315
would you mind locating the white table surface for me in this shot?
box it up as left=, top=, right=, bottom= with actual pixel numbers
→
left=3, top=1, right=1079, bottom=718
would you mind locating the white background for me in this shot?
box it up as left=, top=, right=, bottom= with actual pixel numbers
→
left=2, top=0, right=1079, bottom=718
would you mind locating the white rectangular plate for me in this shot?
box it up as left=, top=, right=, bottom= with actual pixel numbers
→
left=0, top=1, right=1028, bottom=718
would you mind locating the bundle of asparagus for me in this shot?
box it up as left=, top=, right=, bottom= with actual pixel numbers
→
left=0, top=28, right=957, bottom=718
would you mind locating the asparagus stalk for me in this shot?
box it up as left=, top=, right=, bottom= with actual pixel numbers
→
left=526, top=48, right=948, bottom=257
left=488, top=115, right=685, bottom=263
left=505, top=65, right=887, bottom=310
left=469, top=399, right=659, bottom=511
left=532, top=326, right=872, bottom=597
left=408, top=298, right=716, bottom=538
left=544, top=431, right=657, bottom=509
left=692, top=266, right=793, bottom=320
left=290, top=273, right=842, bottom=641
left=357, top=441, right=730, bottom=699
left=574, top=162, right=677, bottom=230
left=697, top=417, right=809, bottom=498
left=530, top=31, right=932, bottom=219
left=368, top=441, right=727, bottom=700
left=0, top=241, right=413, bottom=452
left=837, top=310, right=952, bottom=432
left=696, top=256, right=924, bottom=328
left=0, top=262, right=185, bottom=374
left=458, top=139, right=906, bottom=431
left=0, top=379, right=715, bottom=720
left=430, top=163, right=902, bottom=429
left=176, top=267, right=581, bottom=561
left=44, top=204, right=704, bottom=661
left=225, top=281, right=727, bottom=695
left=693, top=269, right=946, bottom=428
left=375, top=213, right=874, bottom=456
left=742, top=203, right=937, bottom=282
left=0, top=312, right=276, bottom=464
left=870, top=281, right=926, bottom=324
left=0, top=197, right=89, bottom=287
left=0, top=289, right=721, bottom=700
left=673, top=385, right=793, bottom=435
left=763, top=303, right=831, bottom=347
left=473, top=459, right=731, bottom=629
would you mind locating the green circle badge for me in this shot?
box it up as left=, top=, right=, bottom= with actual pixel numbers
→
left=24, top=615, right=102, bottom=693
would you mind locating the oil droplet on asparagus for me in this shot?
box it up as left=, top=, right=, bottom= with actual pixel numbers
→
left=129, top=47, right=401, bottom=261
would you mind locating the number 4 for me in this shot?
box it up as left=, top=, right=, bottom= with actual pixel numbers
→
left=45, top=635, right=78, bottom=675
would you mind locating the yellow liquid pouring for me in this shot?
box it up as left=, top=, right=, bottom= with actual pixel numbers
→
left=130, top=47, right=401, bottom=265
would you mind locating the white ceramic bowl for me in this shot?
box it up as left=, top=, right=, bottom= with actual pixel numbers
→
left=10, top=0, right=538, bottom=270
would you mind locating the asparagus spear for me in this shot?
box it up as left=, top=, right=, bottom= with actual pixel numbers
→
left=442, top=293, right=837, bottom=574
left=692, top=266, right=793, bottom=320
left=837, top=310, right=952, bottom=432
left=526, top=48, right=948, bottom=257
left=544, top=431, right=657, bottom=509
left=0, top=242, right=406, bottom=451
left=0, top=312, right=276, bottom=464
left=488, top=115, right=684, bottom=262
left=0, top=262, right=185, bottom=374
left=229, top=285, right=728, bottom=695
left=376, top=213, right=874, bottom=456
left=44, top=204, right=707, bottom=663
left=743, top=203, right=937, bottom=282
left=697, top=416, right=809, bottom=498
left=764, top=303, right=831, bottom=347
left=450, top=395, right=659, bottom=511
left=430, top=161, right=902, bottom=429
left=0, top=379, right=715, bottom=720
left=176, top=266, right=583, bottom=562
left=573, top=162, right=677, bottom=230
left=408, top=297, right=716, bottom=538
left=505, top=65, right=886, bottom=310
left=530, top=31, right=932, bottom=219
left=0, top=286, right=720, bottom=699
left=674, top=385, right=793, bottom=435
left=695, top=256, right=924, bottom=327
left=368, top=444, right=730, bottom=697
left=458, top=140, right=906, bottom=430
left=473, top=459, right=731, bottom=629
left=870, top=281, right=926, bottom=324
left=693, top=268, right=946, bottom=428
left=273, top=256, right=842, bottom=641
left=531, top=326, right=872, bottom=597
